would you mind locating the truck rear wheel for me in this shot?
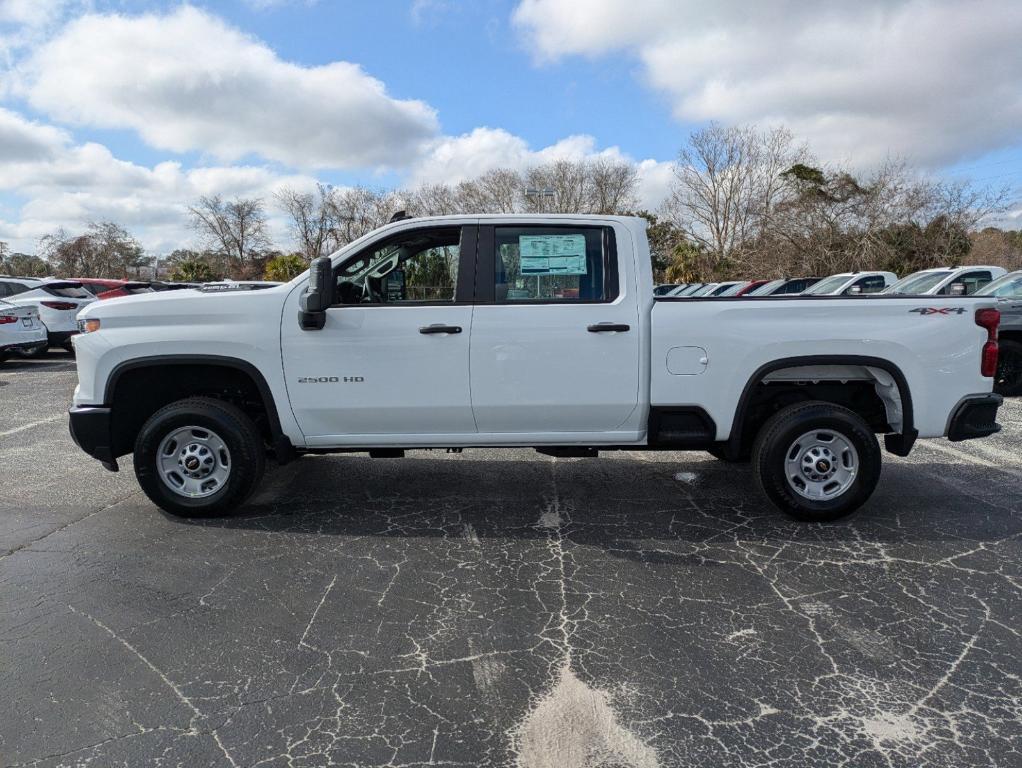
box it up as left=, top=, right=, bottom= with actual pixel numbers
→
left=752, top=401, right=881, bottom=522
left=134, top=397, right=265, bottom=517
left=994, top=340, right=1022, bottom=397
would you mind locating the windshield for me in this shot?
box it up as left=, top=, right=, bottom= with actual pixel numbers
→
left=747, top=279, right=783, bottom=296
left=802, top=274, right=852, bottom=295
left=975, top=271, right=1022, bottom=297
left=882, top=270, right=952, bottom=295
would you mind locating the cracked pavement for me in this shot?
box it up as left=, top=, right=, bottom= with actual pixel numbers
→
left=1, top=353, right=1020, bottom=767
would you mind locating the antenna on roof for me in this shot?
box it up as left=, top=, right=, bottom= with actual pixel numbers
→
left=389, top=210, right=411, bottom=223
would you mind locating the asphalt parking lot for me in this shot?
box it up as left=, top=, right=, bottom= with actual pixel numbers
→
left=2, top=353, right=1020, bottom=768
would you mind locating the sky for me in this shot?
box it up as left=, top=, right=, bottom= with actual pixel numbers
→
left=0, top=0, right=1020, bottom=254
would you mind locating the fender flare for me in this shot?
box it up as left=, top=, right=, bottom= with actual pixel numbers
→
left=726, top=354, right=915, bottom=456
left=104, top=354, right=286, bottom=443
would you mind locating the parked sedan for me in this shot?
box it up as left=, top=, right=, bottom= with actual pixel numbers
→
left=976, top=270, right=1022, bottom=397
left=882, top=266, right=1006, bottom=296
left=0, top=300, right=47, bottom=361
left=801, top=271, right=896, bottom=296
left=0, top=277, right=95, bottom=353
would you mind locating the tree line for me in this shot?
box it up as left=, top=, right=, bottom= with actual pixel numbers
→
left=2, top=123, right=1020, bottom=284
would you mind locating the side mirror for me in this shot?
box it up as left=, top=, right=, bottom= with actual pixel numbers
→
left=949, top=282, right=966, bottom=296
left=848, top=284, right=863, bottom=295
left=299, top=257, right=332, bottom=330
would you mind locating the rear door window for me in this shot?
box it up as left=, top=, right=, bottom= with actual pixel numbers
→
left=487, top=225, right=617, bottom=303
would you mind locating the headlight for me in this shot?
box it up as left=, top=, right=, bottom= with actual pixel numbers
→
left=78, top=318, right=101, bottom=333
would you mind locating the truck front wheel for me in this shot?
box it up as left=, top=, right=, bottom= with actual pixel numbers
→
left=752, top=401, right=881, bottom=522
left=134, top=397, right=266, bottom=517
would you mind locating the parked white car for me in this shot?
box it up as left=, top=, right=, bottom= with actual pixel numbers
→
left=882, top=266, right=1007, bottom=296
left=801, top=272, right=897, bottom=296
left=0, top=277, right=96, bottom=353
left=0, top=299, right=47, bottom=360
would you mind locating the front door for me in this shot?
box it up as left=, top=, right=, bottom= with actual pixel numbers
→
left=468, top=222, right=641, bottom=437
left=282, top=224, right=477, bottom=443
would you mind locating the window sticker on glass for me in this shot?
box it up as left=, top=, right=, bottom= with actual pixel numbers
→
left=519, top=234, right=588, bottom=276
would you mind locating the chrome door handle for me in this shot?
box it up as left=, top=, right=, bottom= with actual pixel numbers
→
left=419, top=324, right=462, bottom=334
left=587, top=323, right=630, bottom=333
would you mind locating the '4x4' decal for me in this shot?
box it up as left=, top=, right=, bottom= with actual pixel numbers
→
left=910, top=307, right=967, bottom=315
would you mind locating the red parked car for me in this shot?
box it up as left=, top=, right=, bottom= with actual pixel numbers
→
left=735, top=279, right=771, bottom=296
left=73, top=278, right=154, bottom=300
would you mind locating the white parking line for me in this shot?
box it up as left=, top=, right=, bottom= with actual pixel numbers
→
left=913, top=439, right=1022, bottom=479
left=0, top=416, right=62, bottom=439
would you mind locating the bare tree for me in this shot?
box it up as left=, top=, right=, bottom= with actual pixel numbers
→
left=188, top=195, right=270, bottom=275
left=275, top=184, right=334, bottom=260
left=666, top=123, right=804, bottom=275
left=325, top=186, right=403, bottom=247
left=455, top=168, right=523, bottom=213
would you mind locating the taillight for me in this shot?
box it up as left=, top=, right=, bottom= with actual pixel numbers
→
left=975, top=308, right=1000, bottom=377
left=40, top=301, right=78, bottom=310
left=0, top=315, right=17, bottom=324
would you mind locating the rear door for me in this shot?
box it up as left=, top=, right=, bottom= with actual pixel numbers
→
left=468, top=222, right=640, bottom=436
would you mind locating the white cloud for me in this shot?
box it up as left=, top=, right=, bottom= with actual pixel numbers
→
left=513, top=0, right=1022, bottom=168
left=0, top=108, right=319, bottom=252
left=18, top=6, right=439, bottom=169
left=409, top=127, right=672, bottom=209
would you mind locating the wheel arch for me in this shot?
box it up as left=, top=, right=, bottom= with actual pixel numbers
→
left=104, top=355, right=289, bottom=459
left=727, top=355, right=915, bottom=458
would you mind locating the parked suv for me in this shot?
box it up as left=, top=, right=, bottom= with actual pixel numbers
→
left=0, top=277, right=95, bottom=353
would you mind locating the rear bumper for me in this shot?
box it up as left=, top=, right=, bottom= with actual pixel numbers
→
left=48, top=330, right=77, bottom=345
left=946, top=394, right=1002, bottom=442
left=68, top=405, right=118, bottom=471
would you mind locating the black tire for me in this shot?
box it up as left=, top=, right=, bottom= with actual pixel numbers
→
left=134, top=397, right=266, bottom=517
left=994, top=339, right=1022, bottom=397
left=16, top=342, right=48, bottom=358
left=61, top=342, right=75, bottom=355
left=752, top=401, right=881, bottom=522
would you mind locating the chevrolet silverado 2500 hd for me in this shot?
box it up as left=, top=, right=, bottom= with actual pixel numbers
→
left=69, top=215, right=1003, bottom=521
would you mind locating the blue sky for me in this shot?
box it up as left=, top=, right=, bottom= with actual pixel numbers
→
left=0, top=0, right=1019, bottom=253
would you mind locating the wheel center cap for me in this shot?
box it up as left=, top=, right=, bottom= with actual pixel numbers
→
left=816, top=459, right=831, bottom=473
left=185, top=456, right=200, bottom=471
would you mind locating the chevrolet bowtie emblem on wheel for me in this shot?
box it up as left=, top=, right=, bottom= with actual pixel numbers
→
left=297, top=376, right=364, bottom=383
left=909, top=307, right=967, bottom=315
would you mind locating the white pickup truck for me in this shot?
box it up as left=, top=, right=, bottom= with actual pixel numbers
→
left=70, top=215, right=1004, bottom=522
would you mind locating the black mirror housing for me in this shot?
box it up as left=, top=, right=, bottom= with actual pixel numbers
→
left=299, top=257, right=332, bottom=330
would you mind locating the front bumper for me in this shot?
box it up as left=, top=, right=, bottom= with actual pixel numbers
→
left=947, top=394, right=1002, bottom=442
left=68, top=405, right=118, bottom=471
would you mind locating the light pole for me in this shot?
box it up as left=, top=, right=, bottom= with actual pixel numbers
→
left=525, top=187, right=555, bottom=213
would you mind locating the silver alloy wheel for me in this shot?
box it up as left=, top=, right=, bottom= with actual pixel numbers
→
left=157, top=426, right=232, bottom=499
left=784, top=429, right=858, bottom=500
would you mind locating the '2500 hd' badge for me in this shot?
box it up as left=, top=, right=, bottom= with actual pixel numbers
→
left=297, top=376, right=364, bottom=383
left=909, top=307, right=966, bottom=315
